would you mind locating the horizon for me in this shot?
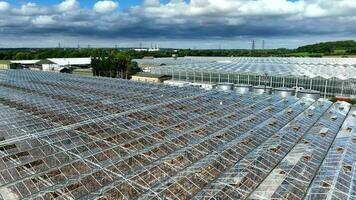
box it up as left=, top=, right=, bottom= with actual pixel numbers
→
left=1, top=0, right=356, bottom=49
left=0, top=39, right=354, bottom=50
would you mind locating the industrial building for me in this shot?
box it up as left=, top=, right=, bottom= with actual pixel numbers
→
left=10, top=60, right=39, bottom=70
left=11, top=58, right=91, bottom=72
left=0, top=61, right=12, bottom=70
left=0, top=70, right=355, bottom=200
left=135, top=57, right=356, bottom=98
left=0, top=61, right=21, bottom=70
left=131, top=72, right=171, bottom=83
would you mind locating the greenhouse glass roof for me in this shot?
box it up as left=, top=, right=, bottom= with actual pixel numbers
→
left=135, top=57, right=356, bottom=80
left=0, top=70, right=355, bottom=200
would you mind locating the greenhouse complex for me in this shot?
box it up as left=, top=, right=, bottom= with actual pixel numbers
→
left=0, top=70, right=356, bottom=200
left=136, top=57, right=356, bottom=98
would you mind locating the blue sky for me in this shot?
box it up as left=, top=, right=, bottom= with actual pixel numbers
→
left=6, top=0, right=143, bottom=9
left=4, top=0, right=178, bottom=10
left=0, top=0, right=355, bottom=49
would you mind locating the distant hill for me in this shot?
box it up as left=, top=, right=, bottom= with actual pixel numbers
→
left=296, top=40, right=356, bottom=54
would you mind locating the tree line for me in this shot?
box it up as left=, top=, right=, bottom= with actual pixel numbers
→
left=296, top=40, right=356, bottom=55
left=1, top=40, right=355, bottom=62
left=91, top=56, right=141, bottom=78
left=0, top=48, right=115, bottom=60
left=0, top=48, right=318, bottom=60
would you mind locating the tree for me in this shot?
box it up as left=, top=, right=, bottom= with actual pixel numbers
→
left=14, top=52, right=29, bottom=60
left=90, top=54, right=140, bottom=79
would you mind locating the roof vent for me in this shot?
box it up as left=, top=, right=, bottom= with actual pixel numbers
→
left=287, top=108, right=293, bottom=114
left=331, top=115, right=338, bottom=120
left=319, top=128, right=329, bottom=137
left=267, top=107, right=274, bottom=112
left=270, top=145, right=282, bottom=153
left=343, top=165, right=352, bottom=173
left=336, top=147, right=344, bottom=153
left=303, top=155, right=312, bottom=161
left=283, top=192, right=291, bottom=199
left=242, top=138, right=252, bottom=145
left=292, top=126, right=301, bottom=132
left=247, top=115, right=257, bottom=122
left=269, top=118, right=278, bottom=126
left=321, top=180, right=331, bottom=188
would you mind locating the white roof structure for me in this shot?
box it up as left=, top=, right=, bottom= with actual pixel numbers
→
left=47, top=57, right=91, bottom=67
left=0, top=70, right=355, bottom=200
left=10, top=60, right=40, bottom=65
left=148, top=57, right=356, bottom=80
left=11, top=58, right=91, bottom=67
left=133, top=57, right=212, bottom=66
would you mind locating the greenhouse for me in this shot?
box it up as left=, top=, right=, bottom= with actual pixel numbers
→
left=145, top=57, right=356, bottom=97
left=0, top=70, right=355, bottom=200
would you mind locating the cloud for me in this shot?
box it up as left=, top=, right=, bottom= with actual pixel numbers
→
left=32, top=15, right=56, bottom=26
left=58, top=0, right=79, bottom=12
left=0, top=0, right=356, bottom=48
left=93, top=0, right=119, bottom=13
left=13, top=2, right=50, bottom=15
left=0, top=1, right=10, bottom=11
left=143, top=0, right=160, bottom=7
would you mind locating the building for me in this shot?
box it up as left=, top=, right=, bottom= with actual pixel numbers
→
left=0, top=60, right=11, bottom=70
left=0, top=70, right=355, bottom=200
left=137, top=57, right=356, bottom=98
left=134, top=48, right=160, bottom=52
left=10, top=60, right=40, bottom=69
left=46, top=57, right=91, bottom=68
left=11, top=57, right=91, bottom=73
left=131, top=72, right=171, bottom=83
left=36, top=59, right=59, bottom=72
left=134, top=48, right=149, bottom=52
left=0, top=60, right=22, bottom=70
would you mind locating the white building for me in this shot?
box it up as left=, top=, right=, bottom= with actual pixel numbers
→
left=47, top=58, right=91, bottom=67
left=134, top=48, right=160, bottom=52
left=11, top=57, right=91, bottom=73
left=10, top=60, right=40, bottom=69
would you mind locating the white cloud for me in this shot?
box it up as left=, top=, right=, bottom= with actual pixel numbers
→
left=0, top=1, right=10, bottom=11
left=14, top=2, right=50, bottom=15
left=32, top=15, right=56, bottom=25
left=237, top=0, right=304, bottom=16
left=304, top=4, right=328, bottom=18
left=134, top=0, right=356, bottom=19
left=93, top=0, right=119, bottom=13
left=58, top=0, right=79, bottom=12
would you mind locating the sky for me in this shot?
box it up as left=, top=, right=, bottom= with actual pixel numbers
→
left=0, top=0, right=356, bottom=49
